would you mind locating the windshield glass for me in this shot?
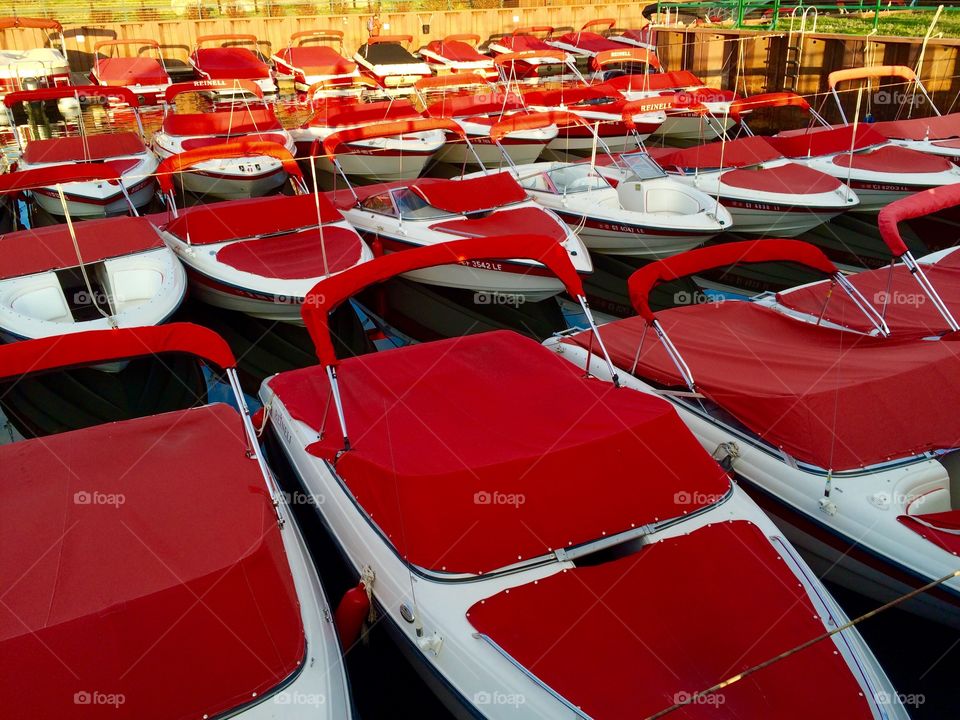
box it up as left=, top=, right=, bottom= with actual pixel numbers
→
left=533, top=164, right=611, bottom=194
left=620, top=151, right=668, bottom=180
left=391, top=187, right=456, bottom=219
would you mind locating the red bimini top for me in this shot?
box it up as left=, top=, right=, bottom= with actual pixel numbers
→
left=192, top=47, right=270, bottom=79
left=778, top=250, right=960, bottom=336
left=162, top=106, right=283, bottom=137
left=0, top=216, right=163, bottom=280
left=423, top=38, right=487, bottom=63
left=164, top=192, right=343, bottom=245
left=307, top=98, right=421, bottom=127
left=267, top=331, right=729, bottom=574
left=469, top=521, right=875, bottom=720
left=0, top=404, right=305, bottom=719
left=551, top=31, right=623, bottom=55
left=276, top=45, right=356, bottom=76
left=22, top=132, right=146, bottom=164
left=872, top=113, right=960, bottom=142
left=565, top=302, right=960, bottom=470
left=96, top=56, right=169, bottom=86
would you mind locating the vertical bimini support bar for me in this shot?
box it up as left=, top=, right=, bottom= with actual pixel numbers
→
left=578, top=294, right=620, bottom=387
left=833, top=272, right=892, bottom=336
left=326, top=365, right=351, bottom=451
left=901, top=251, right=960, bottom=331
left=227, top=366, right=285, bottom=521
left=651, top=318, right=696, bottom=392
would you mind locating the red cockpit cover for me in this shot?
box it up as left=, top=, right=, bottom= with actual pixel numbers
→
left=656, top=136, right=783, bottom=169
left=0, top=216, right=163, bottom=281
left=192, top=47, right=270, bottom=79
left=0, top=403, right=305, bottom=719
left=767, top=125, right=887, bottom=158
left=21, top=132, right=146, bottom=164
left=409, top=171, right=526, bottom=213
left=267, top=331, right=730, bottom=574
left=468, top=520, right=876, bottom=719
left=565, top=303, right=960, bottom=470
left=872, top=113, right=960, bottom=142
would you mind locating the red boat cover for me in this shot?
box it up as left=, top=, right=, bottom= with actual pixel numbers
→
left=164, top=192, right=342, bottom=244
left=0, top=323, right=235, bottom=379
left=308, top=98, right=421, bottom=127
left=721, top=162, right=842, bottom=194
left=423, top=38, right=487, bottom=63
left=468, top=521, right=875, bottom=720
left=4, top=86, right=140, bottom=108
left=899, top=511, right=960, bottom=555
left=0, top=216, right=163, bottom=281
left=96, top=56, right=169, bottom=86
left=162, top=106, right=283, bottom=136
left=411, top=171, right=526, bottom=213
left=872, top=113, right=960, bottom=142
left=22, top=132, right=146, bottom=164
left=657, top=136, right=783, bottom=170
left=565, top=303, right=960, bottom=470
left=830, top=144, right=952, bottom=173
left=0, top=164, right=122, bottom=195
left=777, top=258, right=960, bottom=336
left=879, top=183, right=960, bottom=256
left=523, top=83, right=624, bottom=108
left=767, top=125, right=887, bottom=158
left=431, top=206, right=564, bottom=240
left=495, top=35, right=555, bottom=54
left=424, top=93, right=525, bottom=119
left=551, top=31, right=623, bottom=54
left=607, top=70, right=706, bottom=92
left=0, top=404, right=305, bottom=719
left=192, top=47, right=270, bottom=79
left=267, top=331, right=729, bottom=574
left=277, top=45, right=356, bottom=75
left=216, top=225, right=363, bottom=279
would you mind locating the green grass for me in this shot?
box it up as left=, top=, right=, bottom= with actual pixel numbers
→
left=811, top=10, right=960, bottom=37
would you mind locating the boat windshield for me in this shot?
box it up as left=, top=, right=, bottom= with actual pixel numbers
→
left=391, top=187, right=457, bottom=219
left=620, top=151, right=668, bottom=180
left=520, top=164, right=611, bottom=195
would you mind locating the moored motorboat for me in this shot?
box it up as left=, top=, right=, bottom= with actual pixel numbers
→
left=272, top=30, right=361, bottom=95
left=597, top=134, right=858, bottom=236
left=155, top=141, right=372, bottom=323
left=90, top=38, right=172, bottom=106
left=353, top=35, right=431, bottom=96
left=0, top=323, right=353, bottom=718
left=190, top=33, right=276, bottom=95
left=308, top=116, right=454, bottom=182
left=152, top=80, right=296, bottom=199
left=260, top=235, right=907, bottom=720
left=0, top=17, right=69, bottom=105
left=0, top=166, right=185, bottom=341
left=415, top=73, right=555, bottom=166
left=546, top=19, right=632, bottom=66
left=4, top=86, right=158, bottom=217
left=486, top=110, right=731, bottom=256
left=552, top=238, right=960, bottom=627
left=735, top=92, right=960, bottom=211
left=325, top=154, right=591, bottom=299
left=417, top=33, right=497, bottom=79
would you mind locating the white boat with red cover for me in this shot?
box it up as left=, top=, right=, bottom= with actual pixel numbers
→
left=5, top=86, right=158, bottom=217
left=259, top=235, right=906, bottom=720
left=190, top=33, right=276, bottom=95
left=546, top=19, right=635, bottom=63
left=155, top=140, right=371, bottom=323
left=415, top=74, right=556, bottom=166
left=272, top=30, right=361, bottom=94
left=735, top=92, right=960, bottom=211
left=598, top=134, right=858, bottom=236
left=0, top=323, right=353, bottom=719
left=325, top=159, right=591, bottom=299
left=0, top=168, right=185, bottom=341
left=418, top=34, right=497, bottom=79
left=0, top=17, right=69, bottom=103
left=486, top=111, right=732, bottom=256
left=152, top=80, right=296, bottom=199
left=90, top=38, right=171, bottom=106
left=551, top=238, right=960, bottom=627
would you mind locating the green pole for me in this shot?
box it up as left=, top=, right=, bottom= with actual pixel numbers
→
left=874, top=0, right=882, bottom=32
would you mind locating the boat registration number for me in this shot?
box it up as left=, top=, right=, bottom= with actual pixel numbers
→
left=238, top=163, right=263, bottom=174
